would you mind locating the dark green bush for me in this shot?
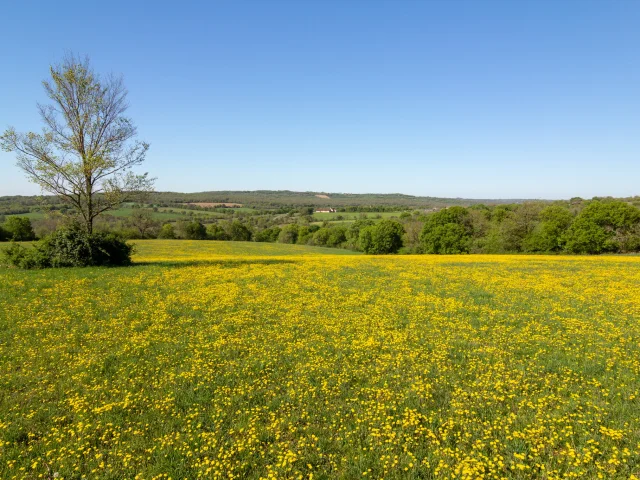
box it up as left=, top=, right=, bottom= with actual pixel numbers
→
left=254, top=226, right=281, bottom=242
left=420, top=207, right=473, bottom=254
left=2, top=228, right=133, bottom=269
left=359, top=220, right=404, bottom=254
left=2, top=242, right=50, bottom=269
left=3, top=216, right=36, bottom=241
left=158, top=223, right=176, bottom=239
left=278, top=224, right=299, bottom=244
left=227, top=221, right=252, bottom=241
left=206, top=223, right=230, bottom=240
left=183, top=221, right=207, bottom=240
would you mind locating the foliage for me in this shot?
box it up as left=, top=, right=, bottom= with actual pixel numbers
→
left=347, top=219, right=375, bottom=244
left=422, top=223, right=470, bottom=254
left=254, top=226, right=281, bottom=242
left=278, top=224, right=299, bottom=244
left=2, top=227, right=132, bottom=268
left=498, top=203, right=544, bottom=252
left=296, top=225, right=312, bottom=245
left=2, top=216, right=36, bottom=241
left=359, top=220, right=404, bottom=254
left=181, top=221, right=207, bottom=240
left=3, top=194, right=639, bottom=255
left=524, top=206, right=574, bottom=252
left=421, top=207, right=473, bottom=254
left=226, top=220, right=252, bottom=241
left=564, top=201, right=640, bottom=254
left=158, top=223, right=176, bottom=239
left=128, top=209, right=160, bottom=238
left=0, top=54, right=154, bottom=233
left=206, top=223, right=230, bottom=241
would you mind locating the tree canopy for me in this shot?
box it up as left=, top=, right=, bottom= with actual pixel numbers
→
left=1, top=54, right=154, bottom=233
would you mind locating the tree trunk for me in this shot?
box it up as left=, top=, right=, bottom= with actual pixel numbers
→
left=86, top=177, right=93, bottom=234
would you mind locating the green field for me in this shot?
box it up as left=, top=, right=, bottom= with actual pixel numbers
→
left=312, top=211, right=406, bottom=221
left=6, top=207, right=226, bottom=223
left=1, top=241, right=640, bottom=478
left=108, top=207, right=224, bottom=221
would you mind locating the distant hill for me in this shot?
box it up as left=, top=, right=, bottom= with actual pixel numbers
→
left=147, top=190, right=536, bottom=208
left=4, top=190, right=638, bottom=216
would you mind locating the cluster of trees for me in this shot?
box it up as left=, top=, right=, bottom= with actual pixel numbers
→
left=4, top=199, right=640, bottom=257
left=0, top=217, right=36, bottom=242
left=418, top=200, right=640, bottom=254
left=142, top=218, right=406, bottom=254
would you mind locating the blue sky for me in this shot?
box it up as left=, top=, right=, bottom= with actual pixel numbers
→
left=1, top=1, right=639, bottom=199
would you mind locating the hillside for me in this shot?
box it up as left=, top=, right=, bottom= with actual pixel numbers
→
left=148, top=190, right=534, bottom=208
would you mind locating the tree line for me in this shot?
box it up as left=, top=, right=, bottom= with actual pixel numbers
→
left=2, top=55, right=639, bottom=267
left=6, top=198, right=638, bottom=257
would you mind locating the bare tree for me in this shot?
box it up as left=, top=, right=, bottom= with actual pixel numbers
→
left=129, top=209, right=159, bottom=238
left=1, top=54, right=154, bottom=233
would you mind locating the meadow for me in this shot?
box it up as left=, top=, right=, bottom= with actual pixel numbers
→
left=311, top=211, right=405, bottom=221
left=1, top=241, right=640, bottom=479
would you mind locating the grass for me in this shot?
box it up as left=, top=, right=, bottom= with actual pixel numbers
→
left=133, top=239, right=361, bottom=262
left=1, top=241, right=640, bottom=478
left=106, top=207, right=224, bottom=221
left=312, top=211, right=406, bottom=221
left=5, top=211, right=47, bottom=220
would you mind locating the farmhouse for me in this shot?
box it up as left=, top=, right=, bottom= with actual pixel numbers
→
left=315, top=208, right=337, bottom=213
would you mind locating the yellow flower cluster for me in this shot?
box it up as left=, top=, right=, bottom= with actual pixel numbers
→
left=1, top=240, right=639, bottom=479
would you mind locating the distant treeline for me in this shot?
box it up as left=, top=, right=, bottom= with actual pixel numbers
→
left=147, top=190, right=530, bottom=209
left=1, top=190, right=538, bottom=214
left=4, top=198, right=639, bottom=255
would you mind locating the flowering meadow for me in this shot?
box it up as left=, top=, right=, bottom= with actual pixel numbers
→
left=1, top=240, right=640, bottom=479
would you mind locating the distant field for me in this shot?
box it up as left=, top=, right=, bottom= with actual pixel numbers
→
left=133, top=239, right=360, bottom=262
left=108, top=207, right=224, bottom=221
left=5, top=211, right=47, bottom=220
left=310, top=219, right=357, bottom=227
left=184, top=202, right=243, bottom=208
left=1, top=242, right=640, bottom=478
left=312, top=211, right=406, bottom=221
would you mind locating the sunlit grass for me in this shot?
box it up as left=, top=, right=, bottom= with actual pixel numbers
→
left=1, top=241, right=640, bottom=478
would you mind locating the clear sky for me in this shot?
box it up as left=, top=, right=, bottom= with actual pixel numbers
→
left=1, top=1, right=639, bottom=199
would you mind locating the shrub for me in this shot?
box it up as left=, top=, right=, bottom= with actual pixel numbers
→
left=158, top=223, right=176, bottom=239
left=3, top=216, right=36, bottom=241
left=523, top=206, right=574, bottom=252
left=278, top=224, right=299, bottom=244
left=311, top=228, right=331, bottom=246
left=296, top=226, right=312, bottom=245
left=2, top=228, right=133, bottom=269
left=359, top=220, right=404, bottom=254
left=254, top=226, right=281, bottom=242
left=421, top=207, right=473, bottom=254
left=182, top=221, right=207, bottom=240
left=227, top=221, right=252, bottom=241
left=422, top=223, right=469, bottom=254
left=206, top=223, right=230, bottom=240
left=326, top=226, right=347, bottom=248
left=2, top=242, right=50, bottom=269
left=0, top=225, right=7, bottom=242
